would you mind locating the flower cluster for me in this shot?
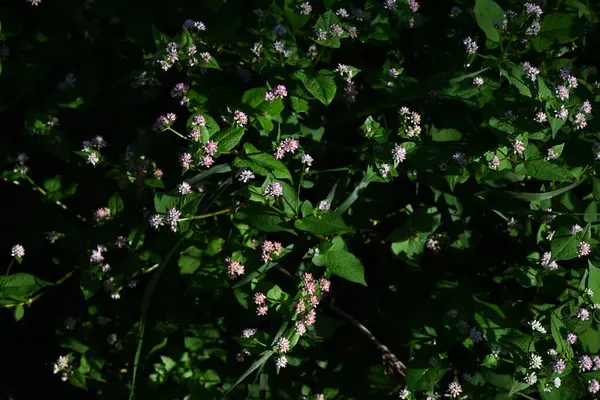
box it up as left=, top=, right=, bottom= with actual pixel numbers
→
left=274, top=138, right=299, bottom=159
left=261, top=241, right=283, bottom=262
left=265, top=85, right=288, bottom=102
left=225, top=258, right=245, bottom=279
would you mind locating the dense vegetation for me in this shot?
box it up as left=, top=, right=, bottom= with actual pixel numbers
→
left=3, top=0, right=600, bottom=399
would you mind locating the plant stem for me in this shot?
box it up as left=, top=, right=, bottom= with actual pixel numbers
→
left=165, top=127, right=187, bottom=140
left=5, top=259, right=15, bottom=276
left=274, top=266, right=406, bottom=378
left=24, top=174, right=47, bottom=195
left=179, top=208, right=231, bottom=221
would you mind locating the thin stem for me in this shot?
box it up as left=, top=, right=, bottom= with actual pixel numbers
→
left=6, top=259, right=15, bottom=276
left=311, top=47, right=325, bottom=71
left=23, top=174, right=47, bottom=195
left=296, top=169, right=305, bottom=215
left=179, top=208, right=231, bottom=221
left=269, top=203, right=287, bottom=216
left=165, top=127, right=187, bottom=140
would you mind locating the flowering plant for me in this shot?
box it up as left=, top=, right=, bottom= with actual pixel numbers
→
left=3, top=0, right=600, bottom=399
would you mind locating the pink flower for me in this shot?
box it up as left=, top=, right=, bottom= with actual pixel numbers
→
left=273, top=138, right=299, bottom=159
left=319, top=278, right=331, bottom=292
left=553, top=358, right=566, bottom=373
left=263, top=182, right=283, bottom=199
left=199, top=155, right=214, bottom=168
left=254, top=292, right=266, bottom=304
left=589, top=380, right=600, bottom=395
left=578, top=241, right=591, bottom=257
left=256, top=305, right=268, bottom=315
left=192, top=114, right=206, bottom=127
left=577, top=307, right=590, bottom=321
left=241, top=328, right=256, bottom=338
left=179, top=153, right=193, bottom=169
left=94, top=207, right=111, bottom=221
left=204, top=141, right=218, bottom=155
left=261, top=240, right=283, bottom=262
left=295, top=301, right=306, bottom=314
left=566, top=332, right=577, bottom=344
left=580, top=355, right=593, bottom=371
left=233, top=110, right=248, bottom=126
left=581, top=100, right=593, bottom=114
left=408, top=0, right=419, bottom=12
left=555, top=85, right=570, bottom=101
left=276, top=338, right=290, bottom=353
left=188, top=129, right=202, bottom=141
left=304, top=309, right=316, bottom=325
left=153, top=113, right=176, bottom=132
left=225, top=258, right=245, bottom=279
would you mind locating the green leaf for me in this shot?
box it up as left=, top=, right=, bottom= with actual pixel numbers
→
left=551, top=312, right=574, bottom=358
left=538, top=77, right=553, bottom=101
left=245, top=206, right=294, bottom=233
left=551, top=223, right=590, bottom=261
left=592, top=178, right=600, bottom=203
left=509, top=381, right=531, bottom=397
left=280, top=182, right=299, bottom=217
left=475, top=0, right=504, bottom=43
left=178, top=246, right=202, bottom=275
left=44, top=176, right=62, bottom=192
left=108, top=194, right=124, bottom=214
left=387, top=207, right=441, bottom=242
left=484, top=179, right=584, bottom=202
left=294, top=212, right=350, bottom=236
left=295, top=70, right=337, bottom=106
left=515, top=160, right=572, bottom=181
left=314, top=11, right=341, bottom=48
left=300, top=200, right=313, bottom=218
left=431, top=128, right=463, bottom=142
left=0, top=273, right=53, bottom=300
left=321, top=250, right=366, bottom=286
left=212, top=127, right=245, bottom=153
left=13, top=304, right=24, bottom=321
left=233, top=143, right=293, bottom=182
left=284, top=0, right=310, bottom=31
left=501, top=63, right=532, bottom=98
left=360, top=116, right=388, bottom=144
left=587, top=261, right=600, bottom=304
left=540, top=13, right=579, bottom=44
left=222, top=351, right=275, bottom=398
left=406, top=366, right=448, bottom=392
left=154, top=193, right=179, bottom=214
left=61, top=338, right=90, bottom=354
left=549, top=115, right=566, bottom=137
left=242, top=87, right=267, bottom=109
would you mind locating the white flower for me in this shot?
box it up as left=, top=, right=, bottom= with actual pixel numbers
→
left=238, top=169, right=255, bottom=183
left=529, top=353, right=543, bottom=369
left=585, top=288, right=595, bottom=297
left=178, top=182, right=192, bottom=195
left=275, top=355, right=287, bottom=368
left=11, top=244, right=25, bottom=258
left=473, top=76, right=484, bottom=86
left=379, top=163, right=391, bottom=178
left=446, top=382, right=462, bottom=398
left=524, top=372, right=537, bottom=385
left=554, top=377, right=561, bottom=388
left=399, top=388, right=410, bottom=399
left=529, top=320, right=546, bottom=334
left=571, top=224, right=583, bottom=235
